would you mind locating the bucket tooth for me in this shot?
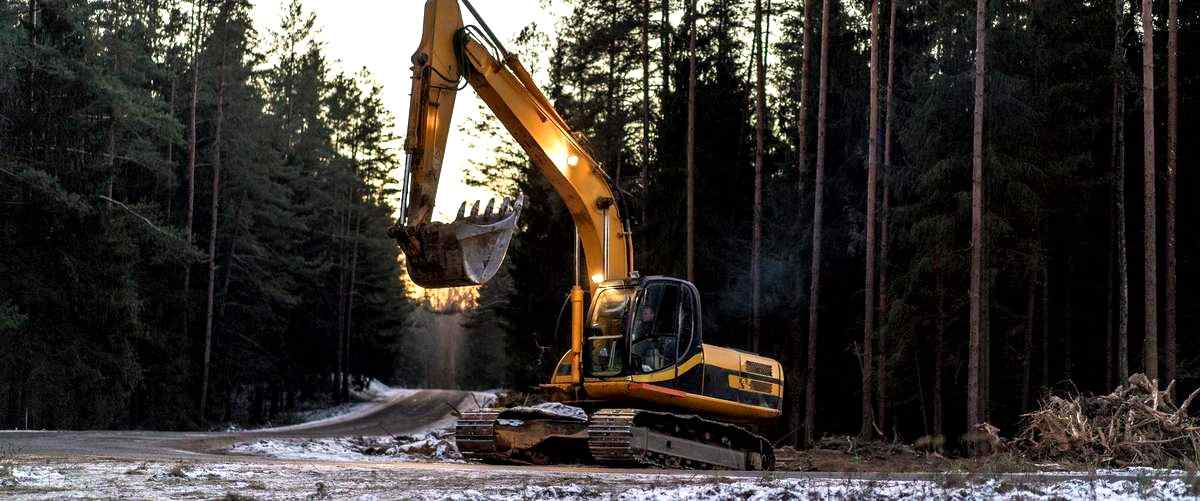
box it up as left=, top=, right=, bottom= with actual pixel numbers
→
left=456, top=201, right=467, bottom=220
left=484, top=198, right=496, bottom=217
left=469, top=200, right=481, bottom=218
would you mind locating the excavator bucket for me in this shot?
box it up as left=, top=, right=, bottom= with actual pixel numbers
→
left=389, top=195, right=525, bottom=289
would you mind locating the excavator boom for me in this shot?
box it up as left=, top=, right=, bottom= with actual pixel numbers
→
left=392, top=0, right=629, bottom=290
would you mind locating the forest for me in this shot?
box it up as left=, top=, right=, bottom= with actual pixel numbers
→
left=0, top=0, right=419, bottom=430
left=461, top=0, right=1198, bottom=449
left=0, top=0, right=1196, bottom=454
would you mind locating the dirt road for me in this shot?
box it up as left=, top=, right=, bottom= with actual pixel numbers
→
left=0, top=389, right=476, bottom=460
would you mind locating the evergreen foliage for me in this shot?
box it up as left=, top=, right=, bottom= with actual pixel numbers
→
left=0, top=0, right=414, bottom=430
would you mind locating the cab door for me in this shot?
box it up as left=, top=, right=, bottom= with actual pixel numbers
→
left=629, top=280, right=702, bottom=392
left=584, top=286, right=635, bottom=379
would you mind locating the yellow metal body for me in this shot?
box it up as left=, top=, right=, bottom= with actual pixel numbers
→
left=403, top=0, right=462, bottom=225
left=568, top=284, right=585, bottom=382
left=548, top=343, right=782, bottom=422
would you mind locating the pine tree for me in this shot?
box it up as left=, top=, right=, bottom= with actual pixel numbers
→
left=877, top=0, right=898, bottom=434
left=804, top=0, right=832, bottom=448
left=967, top=0, right=988, bottom=430
left=1140, top=0, right=1157, bottom=381
left=861, top=0, right=881, bottom=441
left=1114, top=0, right=1130, bottom=383
left=1164, top=0, right=1177, bottom=388
left=199, top=0, right=229, bottom=423
left=183, top=0, right=205, bottom=364
left=642, top=0, right=651, bottom=195
left=751, top=0, right=765, bottom=352
left=790, top=0, right=813, bottom=448
left=686, top=0, right=697, bottom=282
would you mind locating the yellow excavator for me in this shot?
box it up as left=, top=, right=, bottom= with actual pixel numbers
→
left=389, top=0, right=782, bottom=470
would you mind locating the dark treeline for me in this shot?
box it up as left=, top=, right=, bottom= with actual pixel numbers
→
left=465, top=0, right=1198, bottom=447
left=0, top=0, right=415, bottom=430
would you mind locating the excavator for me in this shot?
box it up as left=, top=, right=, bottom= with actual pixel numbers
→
left=389, top=0, right=782, bottom=470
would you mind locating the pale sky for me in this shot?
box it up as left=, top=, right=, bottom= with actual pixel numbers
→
left=251, top=0, right=566, bottom=222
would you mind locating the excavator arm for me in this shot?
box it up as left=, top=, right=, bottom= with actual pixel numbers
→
left=392, top=0, right=632, bottom=292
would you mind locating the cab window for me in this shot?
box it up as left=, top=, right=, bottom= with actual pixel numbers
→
left=678, top=287, right=695, bottom=355
left=586, top=287, right=633, bottom=377
left=631, top=283, right=682, bottom=374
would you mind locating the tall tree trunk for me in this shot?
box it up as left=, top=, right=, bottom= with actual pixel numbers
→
left=656, top=0, right=670, bottom=197
left=344, top=206, right=360, bottom=401
left=1114, top=0, right=1130, bottom=382
left=1107, top=224, right=1116, bottom=389
left=105, top=0, right=117, bottom=213
left=607, top=4, right=619, bottom=186
left=933, top=252, right=945, bottom=442
left=660, top=0, right=671, bottom=104
left=1140, top=0, right=1158, bottom=382
left=642, top=0, right=651, bottom=197
left=751, top=0, right=765, bottom=352
left=1164, top=0, right=1177, bottom=390
left=218, top=192, right=247, bottom=321
left=1064, top=257, right=1073, bottom=379
left=166, top=75, right=176, bottom=219
left=1042, top=253, right=1051, bottom=388
left=1023, top=270, right=1036, bottom=410
left=877, top=0, right=898, bottom=436
left=106, top=120, right=116, bottom=212
left=860, top=0, right=881, bottom=441
left=336, top=189, right=349, bottom=401
left=791, top=0, right=812, bottom=449
left=183, top=0, right=203, bottom=346
left=686, top=0, right=696, bottom=282
left=200, top=51, right=225, bottom=423
left=967, top=0, right=988, bottom=430
left=805, top=0, right=832, bottom=448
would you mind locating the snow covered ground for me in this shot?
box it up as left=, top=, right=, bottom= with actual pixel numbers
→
left=248, top=381, right=421, bottom=432
left=2, top=457, right=1196, bottom=500
left=228, top=429, right=462, bottom=463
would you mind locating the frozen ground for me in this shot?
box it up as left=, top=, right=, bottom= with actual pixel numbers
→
left=3, top=389, right=1198, bottom=499
left=228, top=429, right=462, bottom=463
left=1, top=457, right=1196, bottom=500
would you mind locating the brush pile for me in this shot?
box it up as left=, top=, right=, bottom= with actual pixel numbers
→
left=1019, top=374, right=1200, bottom=466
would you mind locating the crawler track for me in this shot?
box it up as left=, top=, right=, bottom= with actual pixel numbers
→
left=587, top=409, right=774, bottom=470
left=454, top=409, right=502, bottom=461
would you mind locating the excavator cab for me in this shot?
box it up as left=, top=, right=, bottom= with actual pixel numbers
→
left=583, top=277, right=701, bottom=380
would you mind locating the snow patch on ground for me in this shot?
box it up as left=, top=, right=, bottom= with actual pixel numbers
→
left=252, top=380, right=423, bottom=432
left=425, top=472, right=1198, bottom=500
left=228, top=428, right=462, bottom=463
left=391, top=468, right=1200, bottom=500
left=503, top=402, right=588, bottom=422
left=0, top=458, right=1195, bottom=500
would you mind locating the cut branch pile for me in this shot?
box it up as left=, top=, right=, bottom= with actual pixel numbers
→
left=1018, top=374, right=1200, bottom=466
